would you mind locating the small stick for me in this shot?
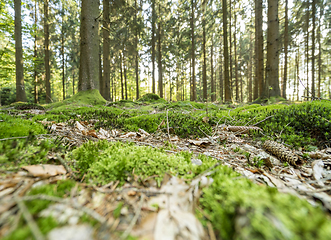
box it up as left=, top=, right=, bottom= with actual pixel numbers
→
left=120, top=194, right=145, bottom=240
left=14, top=196, right=45, bottom=240
left=207, top=221, right=217, bottom=240
left=56, top=154, right=76, bottom=178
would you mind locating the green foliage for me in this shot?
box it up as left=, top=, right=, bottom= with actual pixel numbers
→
left=0, top=136, right=64, bottom=168
left=0, top=86, right=16, bottom=105
left=10, top=102, right=44, bottom=110
left=0, top=113, right=47, bottom=138
left=200, top=165, right=331, bottom=240
left=71, top=140, right=217, bottom=185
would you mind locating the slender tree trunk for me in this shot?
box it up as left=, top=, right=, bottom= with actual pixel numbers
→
left=135, top=0, right=139, bottom=100
left=255, top=0, right=264, bottom=98
left=296, top=48, right=299, bottom=101
left=72, top=70, right=75, bottom=95
left=79, top=0, right=99, bottom=91
left=158, top=2, right=163, bottom=98
left=34, top=0, right=38, bottom=103
left=223, top=0, right=230, bottom=102
left=219, top=35, right=223, bottom=102
left=119, top=53, right=124, bottom=100
left=123, top=51, right=128, bottom=100
left=62, top=3, right=65, bottom=100
left=229, top=0, right=233, bottom=99
left=102, top=0, right=110, bottom=100
left=152, top=0, right=156, bottom=94
left=15, top=0, right=27, bottom=102
left=305, top=1, right=310, bottom=98
left=266, top=0, right=280, bottom=97
left=44, top=0, right=51, bottom=102
left=283, top=0, right=288, bottom=99
left=211, top=36, right=215, bottom=102
left=234, top=15, right=239, bottom=101
left=317, top=4, right=323, bottom=98
left=191, top=0, right=196, bottom=101
left=202, top=0, right=207, bottom=101
left=311, top=0, right=316, bottom=97
left=248, top=30, right=253, bottom=102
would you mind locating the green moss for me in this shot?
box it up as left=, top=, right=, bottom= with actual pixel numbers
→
left=200, top=165, right=331, bottom=240
left=137, top=93, right=163, bottom=102
left=72, top=140, right=217, bottom=185
left=0, top=114, right=47, bottom=139
left=45, top=89, right=106, bottom=111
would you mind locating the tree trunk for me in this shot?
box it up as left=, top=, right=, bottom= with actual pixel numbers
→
left=311, top=0, right=316, bottom=97
left=135, top=0, right=139, bottom=100
left=305, top=1, right=310, bottom=98
left=62, top=2, right=65, bottom=100
left=191, top=0, right=196, bottom=101
left=152, top=0, right=156, bottom=94
left=229, top=0, right=233, bottom=99
left=44, top=0, right=51, bottom=102
left=123, top=51, right=128, bottom=100
left=211, top=36, right=215, bottom=102
left=248, top=30, right=253, bottom=102
left=223, top=0, right=231, bottom=102
left=102, top=0, right=110, bottom=100
left=34, top=0, right=38, bottom=103
left=78, top=0, right=99, bottom=91
left=283, top=0, right=288, bottom=99
left=119, top=53, right=124, bottom=100
left=219, top=35, right=223, bottom=102
left=255, top=0, right=264, bottom=99
left=202, top=0, right=207, bottom=102
left=317, top=3, right=323, bottom=98
left=266, top=0, right=280, bottom=97
left=158, top=2, right=163, bottom=98
left=15, top=0, right=27, bottom=102
left=234, top=14, right=239, bottom=101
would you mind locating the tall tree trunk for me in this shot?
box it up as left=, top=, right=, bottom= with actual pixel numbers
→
left=34, top=0, right=38, bottom=103
left=119, top=53, right=124, bottom=100
left=158, top=2, right=163, bottom=98
left=317, top=3, right=323, bottom=98
left=79, top=0, right=99, bottom=91
left=44, top=0, right=51, bottom=102
left=102, top=0, right=110, bottom=100
left=135, top=0, right=139, bottom=100
left=234, top=14, right=239, bottom=101
left=305, top=1, right=310, bottom=98
left=311, top=0, right=316, bottom=97
left=15, top=0, right=27, bottom=102
left=151, top=0, right=156, bottom=94
left=219, top=35, right=223, bottom=102
left=229, top=0, right=233, bottom=99
left=62, top=2, right=65, bottom=100
left=123, top=51, right=128, bottom=100
left=223, top=0, right=231, bottom=102
left=255, top=0, right=264, bottom=99
left=296, top=48, right=299, bottom=101
left=248, top=30, right=253, bottom=102
left=266, top=0, right=280, bottom=97
left=202, top=0, right=207, bottom=101
left=283, top=0, right=288, bottom=99
left=191, top=0, right=196, bottom=101
left=211, top=36, right=215, bottom=102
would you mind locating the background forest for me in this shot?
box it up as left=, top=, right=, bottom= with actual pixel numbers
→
left=0, top=0, right=331, bottom=104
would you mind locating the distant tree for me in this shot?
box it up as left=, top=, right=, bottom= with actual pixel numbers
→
left=102, top=0, right=110, bottom=100
left=14, top=0, right=27, bottom=102
left=44, top=0, right=51, bottom=102
left=78, top=0, right=99, bottom=91
left=223, top=0, right=231, bottom=102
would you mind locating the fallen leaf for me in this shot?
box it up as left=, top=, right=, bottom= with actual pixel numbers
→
left=21, top=164, right=66, bottom=177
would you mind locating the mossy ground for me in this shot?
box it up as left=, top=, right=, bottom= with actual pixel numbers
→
left=2, top=92, right=331, bottom=239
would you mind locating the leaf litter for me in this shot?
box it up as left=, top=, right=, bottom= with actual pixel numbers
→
left=1, top=107, right=331, bottom=239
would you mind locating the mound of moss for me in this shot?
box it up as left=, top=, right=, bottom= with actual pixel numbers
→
left=71, top=140, right=216, bottom=185
left=45, top=89, right=106, bottom=111
left=138, top=93, right=163, bottom=102
left=200, top=164, right=331, bottom=240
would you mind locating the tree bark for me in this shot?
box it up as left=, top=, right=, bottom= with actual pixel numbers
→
left=317, top=3, right=323, bottom=98
left=102, top=0, right=111, bottom=100
left=266, top=0, right=280, bottom=97
left=44, top=0, right=51, bottom=102
left=283, top=0, right=288, bottom=99
left=191, top=0, right=196, bottom=101
left=255, top=0, right=263, bottom=99
left=62, top=2, right=65, bottom=100
left=311, top=0, right=316, bottom=97
left=223, top=0, right=231, bottom=102
left=78, top=0, right=99, bottom=91
left=135, top=0, right=139, bottom=100
left=15, top=0, right=27, bottom=102
left=234, top=15, right=239, bottom=101
left=34, top=0, right=38, bottom=103
left=211, top=36, right=215, bottom=102
left=202, top=0, right=207, bottom=101
left=158, top=2, right=163, bottom=98
left=151, top=0, right=156, bottom=94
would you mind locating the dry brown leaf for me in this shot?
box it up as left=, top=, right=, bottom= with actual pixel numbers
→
left=188, top=139, right=211, bottom=148
left=202, top=116, right=209, bottom=123
left=21, top=164, right=66, bottom=177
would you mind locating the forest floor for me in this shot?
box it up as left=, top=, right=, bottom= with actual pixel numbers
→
left=1, top=91, right=331, bottom=240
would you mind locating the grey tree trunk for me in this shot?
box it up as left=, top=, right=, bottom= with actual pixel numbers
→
left=158, top=2, right=163, bottom=98
left=266, top=0, right=280, bottom=97
left=15, top=0, right=27, bottom=102
left=191, top=0, right=196, bottom=101
left=211, top=36, right=215, bottom=102
left=255, top=0, right=264, bottom=99
left=135, top=0, right=139, bottom=100
left=202, top=0, right=207, bottom=101
left=311, top=0, right=316, bottom=97
left=34, top=0, right=38, bottom=103
left=78, top=0, right=99, bottom=91
left=151, top=0, right=156, bottom=94
left=283, top=0, right=288, bottom=99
